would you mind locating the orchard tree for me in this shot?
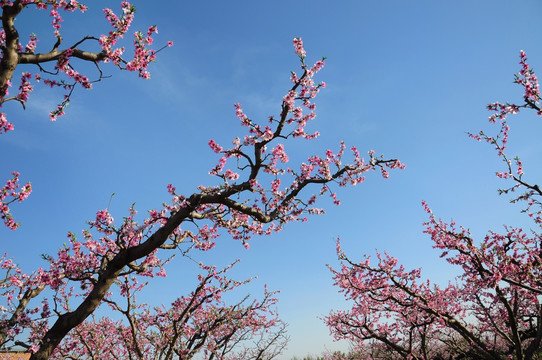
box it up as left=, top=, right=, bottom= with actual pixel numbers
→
left=56, top=261, right=289, bottom=360
left=0, top=4, right=405, bottom=358
left=325, top=51, right=542, bottom=360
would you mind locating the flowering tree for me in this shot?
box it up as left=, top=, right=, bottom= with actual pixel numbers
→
left=325, top=51, right=542, bottom=360
left=0, top=0, right=171, bottom=230
left=0, top=22, right=404, bottom=360
left=56, top=261, right=288, bottom=360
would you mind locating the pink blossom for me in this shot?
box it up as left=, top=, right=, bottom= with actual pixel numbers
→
left=208, top=139, right=223, bottom=153
left=293, top=37, right=306, bottom=58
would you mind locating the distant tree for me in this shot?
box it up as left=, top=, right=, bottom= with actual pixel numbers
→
left=325, top=51, right=542, bottom=360
left=57, top=261, right=288, bottom=360
left=0, top=7, right=404, bottom=358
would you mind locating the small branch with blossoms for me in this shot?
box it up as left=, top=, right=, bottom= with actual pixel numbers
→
left=0, top=171, right=31, bottom=230
left=469, top=51, right=542, bottom=222
left=0, top=1, right=172, bottom=126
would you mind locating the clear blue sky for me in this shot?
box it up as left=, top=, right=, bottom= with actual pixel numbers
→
left=2, top=0, right=542, bottom=358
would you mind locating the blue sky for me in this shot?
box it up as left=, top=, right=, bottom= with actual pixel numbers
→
left=2, top=0, right=542, bottom=358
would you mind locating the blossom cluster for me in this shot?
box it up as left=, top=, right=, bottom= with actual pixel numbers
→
left=0, top=172, right=32, bottom=230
